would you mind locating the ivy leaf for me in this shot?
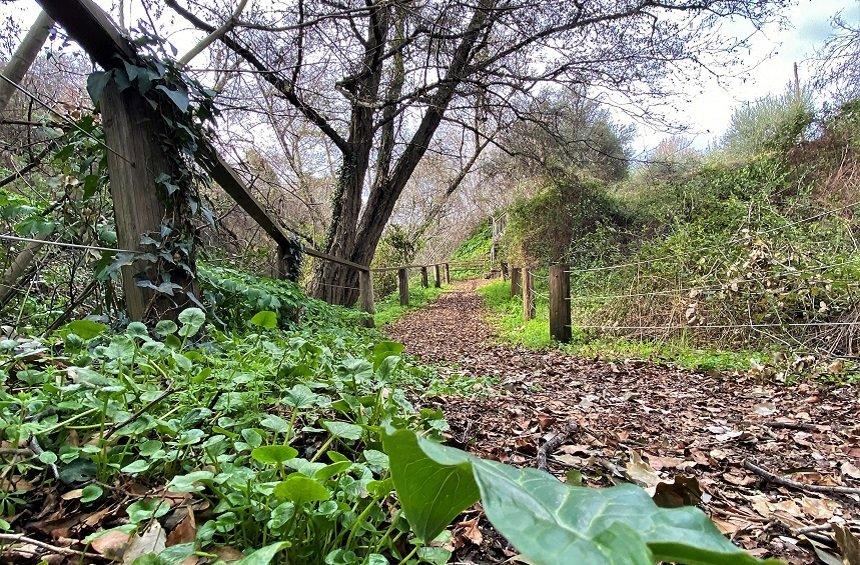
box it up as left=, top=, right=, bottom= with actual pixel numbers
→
left=250, top=310, right=278, bottom=329
left=251, top=445, right=299, bottom=465
left=234, top=541, right=291, bottom=565
left=56, top=319, right=107, bottom=340
left=371, top=341, right=405, bottom=369
left=155, top=85, right=189, bottom=112
left=273, top=476, right=330, bottom=505
left=382, top=427, right=478, bottom=543
left=154, top=320, right=178, bottom=336
left=81, top=484, right=103, bottom=503
left=282, top=384, right=328, bottom=409
left=86, top=70, right=113, bottom=105
left=322, top=421, right=363, bottom=441
left=177, top=307, right=205, bottom=337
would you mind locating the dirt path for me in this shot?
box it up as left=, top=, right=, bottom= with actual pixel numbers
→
left=386, top=280, right=860, bottom=564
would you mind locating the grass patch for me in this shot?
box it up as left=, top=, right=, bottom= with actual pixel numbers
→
left=374, top=280, right=446, bottom=326
left=477, top=279, right=760, bottom=372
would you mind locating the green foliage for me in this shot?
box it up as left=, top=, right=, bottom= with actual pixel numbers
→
left=722, top=85, right=813, bottom=157
left=374, top=282, right=445, bottom=326
left=451, top=221, right=493, bottom=263
left=0, top=271, right=452, bottom=563
left=383, top=428, right=773, bottom=565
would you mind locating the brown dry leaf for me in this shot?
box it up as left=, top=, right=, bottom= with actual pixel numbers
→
left=752, top=403, right=777, bottom=416
left=723, top=471, right=756, bottom=486
left=748, top=495, right=772, bottom=518
left=454, top=516, right=483, bottom=547
left=123, top=521, right=166, bottom=564
left=211, top=546, right=244, bottom=562
left=90, top=530, right=131, bottom=561
left=652, top=476, right=702, bottom=508
left=834, top=524, right=860, bottom=565
left=799, top=495, right=839, bottom=520
left=559, top=444, right=591, bottom=456
left=626, top=451, right=661, bottom=493
left=710, top=449, right=728, bottom=461
left=842, top=462, right=860, bottom=480
left=60, top=489, right=84, bottom=501
left=647, top=455, right=686, bottom=471
left=166, top=507, right=197, bottom=547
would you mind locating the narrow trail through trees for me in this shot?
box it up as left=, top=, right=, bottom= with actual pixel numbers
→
left=386, top=280, right=860, bottom=562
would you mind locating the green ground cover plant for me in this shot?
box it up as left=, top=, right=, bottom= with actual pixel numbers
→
left=0, top=267, right=768, bottom=563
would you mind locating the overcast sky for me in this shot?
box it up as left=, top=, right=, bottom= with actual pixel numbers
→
left=4, top=0, right=858, bottom=155
left=631, top=0, right=859, bottom=153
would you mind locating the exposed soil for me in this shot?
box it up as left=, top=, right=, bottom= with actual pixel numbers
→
left=386, top=280, right=860, bottom=564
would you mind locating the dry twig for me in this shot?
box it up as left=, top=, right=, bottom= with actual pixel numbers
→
left=744, top=460, right=860, bottom=495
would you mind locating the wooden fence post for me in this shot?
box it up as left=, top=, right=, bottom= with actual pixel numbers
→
left=510, top=267, right=522, bottom=297
left=358, top=269, right=375, bottom=327
left=549, top=264, right=571, bottom=342
left=101, top=81, right=197, bottom=321
left=420, top=266, right=429, bottom=288
left=522, top=268, right=535, bottom=321
left=433, top=264, right=441, bottom=288
left=444, top=263, right=450, bottom=284
left=398, top=267, right=409, bottom=306
left=501, top=262, right=509, bottom=281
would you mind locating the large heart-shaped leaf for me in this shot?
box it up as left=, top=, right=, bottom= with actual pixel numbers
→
left=252, top=445, right=298, bottom=465
left=382, top=428, right=479, bottom=542
left=383, top=428, right=778, bottom=564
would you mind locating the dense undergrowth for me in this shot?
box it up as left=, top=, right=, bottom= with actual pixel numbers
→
left=1, top=266, right=774, bottom=564
left=488, top=98, right=860, bottom=381
left=1, top=266, right=456, bottom=563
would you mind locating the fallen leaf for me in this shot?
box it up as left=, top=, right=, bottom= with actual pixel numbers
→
left=833, top=524, right=860, bottom=565
left=61, top=489, right=84, bottom=501
left=626, top=451, right=661, bottom=491
left=166, top=507, right=196, bottom=547
left=652, top=475, right=702, bottom=508
left=723, top=471, right=756, bottom=486
left=752, top=403, right=777, bottom=416
left=213, top=546, right=244, bottom=562
left=123, top=521, right=166, bottom=564
left=842, top=461, right=860, bottom=480
left=454, top=516, right=483, bottom=546
left=91, top=530, right=130, bottom=561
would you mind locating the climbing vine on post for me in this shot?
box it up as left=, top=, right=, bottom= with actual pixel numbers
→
left=86, top=40, right=218, bottom=321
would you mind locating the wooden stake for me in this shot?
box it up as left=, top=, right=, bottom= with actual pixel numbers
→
left=501, top=262, right=509, bottom=281
left=444, top=263, right=450, bottom=284
left=523, top=268, right=535, bottom=321
left=398, top=267, right=409, bottom=306
left=420, top=266, right=429, bottom=288
left=510, top=267, right=522, bottom=297
left=358, top=269, right=375, bottom=327
left=433, top=264, right=441, bottom=288
left=549, top=264, right=571, bottom=342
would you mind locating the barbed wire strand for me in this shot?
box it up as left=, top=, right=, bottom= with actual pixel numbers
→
left=0, top=233, right=143, bottom=255
left=571, top=321, right=860, bottom=331
left=564, top=253, right=860, bottom=302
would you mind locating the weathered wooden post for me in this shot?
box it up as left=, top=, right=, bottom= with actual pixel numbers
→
left=549, top=264, right=571, bottom=342
left=501, top=262, right=509, bottom=281
left=510, top=267, right=522, bottom=297
left=420, top=266, right=429, bottom=288
left=358, top=268, right=375, bottom=327
left=398, top=267, right=409, bottom=306
left=433, top=264, right=442, bottom=288
left=444, top=263, right=450, bottom=284
left=36, top=0, right=198, bottom=322
left=522, top=268, right=535, bottom=321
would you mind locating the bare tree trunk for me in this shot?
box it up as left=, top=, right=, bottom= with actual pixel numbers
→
left=0, top=11, right=54, bottom=111
left=0, top=11, right=55, bottom=310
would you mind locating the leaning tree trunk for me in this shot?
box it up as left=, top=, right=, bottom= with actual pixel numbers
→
left=0, top=11, right=55, bottom=309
